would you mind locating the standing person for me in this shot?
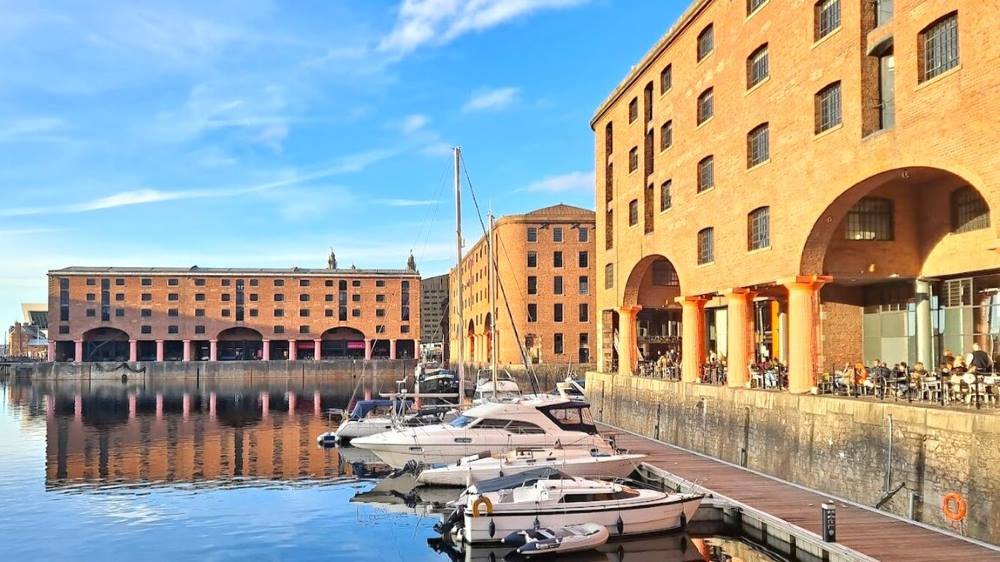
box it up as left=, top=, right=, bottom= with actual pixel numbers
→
left=969, top=343, right=993, bottom=374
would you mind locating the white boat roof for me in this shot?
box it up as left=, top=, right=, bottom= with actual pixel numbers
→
left=460, top=395, right=586, bottom=418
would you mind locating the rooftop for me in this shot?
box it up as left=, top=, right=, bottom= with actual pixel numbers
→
left=48, top=266, right=419, bottom=277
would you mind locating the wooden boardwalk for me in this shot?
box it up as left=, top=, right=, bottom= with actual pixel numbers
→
left=602, top=424, right=1000, bottom=562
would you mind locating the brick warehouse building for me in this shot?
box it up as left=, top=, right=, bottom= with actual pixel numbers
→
left=592, top=0, right=1000, bottom=392
left=47, top=252, right=421, bottom=363
left=449, top=204, right=596, bottom=367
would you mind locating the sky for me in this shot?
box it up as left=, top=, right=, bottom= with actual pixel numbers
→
left=0, top=0, right=688, bottom=325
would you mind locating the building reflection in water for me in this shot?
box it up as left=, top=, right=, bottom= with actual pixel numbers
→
left=4, top=377, right=365, bottom=489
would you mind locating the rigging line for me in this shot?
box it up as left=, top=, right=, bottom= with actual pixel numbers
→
left=459, top=154, right=540, bottom=395
left=414, top=161, right=451, bottom=264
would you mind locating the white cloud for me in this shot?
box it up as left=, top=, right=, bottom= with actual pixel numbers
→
left=379, top=0, right=589, bottom=56
left=0, top=116, right=67, bottom=142
left=521, top=170, right=594, bottom=193
left=462, top=87, right=520, bottom=112
left=376, top=198, right=440, bottom=207
left=392, top=114, right=429, bottom=134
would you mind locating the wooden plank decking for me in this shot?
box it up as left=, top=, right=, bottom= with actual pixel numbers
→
left=602, top=424, right=1000, bottom=562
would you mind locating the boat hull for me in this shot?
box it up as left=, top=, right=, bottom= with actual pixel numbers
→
left=335, top=419, right=396, bottom=441
left=417, top=454, right=644, bottom=487
left=459, top=496, right=702, bottom=544
left=353, top=433, right=608, bottom=469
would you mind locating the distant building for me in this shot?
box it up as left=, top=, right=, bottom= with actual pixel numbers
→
left=47, top=252, right=421, bottom=363
left=5, top=304, right=48, bottom=360
left=420, top=273, right=449, bottom=346
left=449, top=204, right=596, bottom=367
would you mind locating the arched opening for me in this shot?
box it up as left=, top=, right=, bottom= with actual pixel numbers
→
left=484, top=313, right=493, bottom=362
left=467, top=320, right=476, bottom=363
left=801, top=167, right=999, bottom=370
left=82, top=328, right=130, bottom=362
left=320, top=327, right=365, bottom=359
left=613, top=255, right=684, bottom=376
left=217, top=328, right=263, bottom=361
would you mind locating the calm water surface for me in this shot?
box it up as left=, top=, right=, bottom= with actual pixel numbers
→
left=0, top=374, right=778, bottom=561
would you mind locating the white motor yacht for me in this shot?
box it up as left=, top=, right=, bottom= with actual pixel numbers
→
left=350, top=396, right=609, bottom=469
left=416, top=447, right=645, bottom=487
left=437, top=468, right=703, bottom=544
left=474, top=369, right=521, bottom=403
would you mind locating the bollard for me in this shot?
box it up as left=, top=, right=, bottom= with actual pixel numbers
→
left=821, top=503, right=836, bottom=542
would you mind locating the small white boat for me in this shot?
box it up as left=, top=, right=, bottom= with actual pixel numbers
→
left=416, top=447, right=645, bottom=487
left=324, top=399, right=409, bottom=443
left=438, top=468, right=703, bottom=544
left=503, top=523, right=609, bottom=556
left=474, top=369, right=521, bottom=403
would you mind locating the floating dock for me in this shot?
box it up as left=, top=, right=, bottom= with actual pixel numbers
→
left=603, top=424, right=1000, bottom=562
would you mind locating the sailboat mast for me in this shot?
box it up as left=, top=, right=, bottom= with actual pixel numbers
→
left=454, top=147, right=465, bottom=403
left=488, top=210, right=498, bottom=396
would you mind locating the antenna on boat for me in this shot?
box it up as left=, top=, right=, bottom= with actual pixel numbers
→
left=454, top=146, right=466, bottom=406
left=488, top=208, right=498, bottom=399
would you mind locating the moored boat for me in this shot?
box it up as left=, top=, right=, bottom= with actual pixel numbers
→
left=503, top=523, right=610, bottom=556
left=416, top=447, right=645, bottom=487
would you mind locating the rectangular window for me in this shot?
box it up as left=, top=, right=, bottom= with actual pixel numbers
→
left=195, top=325, right=206, bottom=334
left=605, top=264, right=614, bottom=289
left=274, top=325, right=285, bottom=334
left=579, top=276, right=589, bottom=295
left=352, top=309, right=361, bottom=317
left=86, top=308, right=95, bottom=317
left=748, top=207, right=771, bottom=250
left=299, top=325, right=309, bottom=334
left=141, top=325, right=151, bottom=335
left=579, top=303, right=589, bottom=322
left=527, top=251, right=537, bottom=267
left=115, top=278, right=125, bottom=286
left=554, top=333, right=564, bottom=355
left=747, top=123, right=769, bottom=167
left=628, top=97, right=638, bottom=123
left=697, top=157, right=714, bottom=192
left=698, top=228, right=715, bottom=264
left=168, top=325, right=178, bottom=334
left=628, top=147, right=638, bottom=172
left=578, top=251, right=588, bottom=268
left=141, top=278, right=152, bottom=286
left=141, top=293, right=152, bottom=302
left=815, top=82, right=842, bottom=133
left=554, top=303, right=564, bottom=323
left=816, top=0, right=841, bottom=40
left=845, top=197, right=894, bottom=240
left=697, top=24, right=714, bottom=61
left=275, top=294, right=284, bottom=302
left=528, top=276, right=538, bottom=295
left=553, top=251, right=563, bottom=268
left=697, top=88, right=713, bottom=124
left=195, top=309, right=205, bottom=317
left=115, top=293, right=124, bottom=302
left=605, top=122, right=613, bottom=156
left=376, top=309, right=386, bottom=317
left=875, top=0, right=893, bottom=27
left=578, top=226, right=588, bottom=242
left=168, top=278, right=179, bottom=286
left=628, top=199, right=639, bottom=226
left=274, top=309, right=284, bottom=317
left=325, top=309, right=334, bottom=317
left=168, top=308, right=178, bottom=317
left=220, top=294, right=230, bottom=302
left=553, top=227, right=563, bottom=243
left=554, top=276, right=564, bottom=295
left=115, top=308, right=124, bottom=317
left=299, top=279, right=310, bottom=287
left=605, top=209, right=613, bottom=250
left=86, top=278, right=95, bottom=286
left=660, top=121, right=672, bottom=151
left=660, top=180, right=672, bottom=211
left=221, top=279, right=230, bottom=287
left=274, top=279, right=284, bottom=287
left=249, top=309, right=258, bottom=317
left=352, top=280, right=361, bottom=287
left=527, top=227, right=538, bottom=242
left=652, top=261, right=679, bottom=286
left=920, top=13, right=959, bottom=81
left=195, top=279, right=206, bottom=286
left=222, top=309, right=231, bottom=317
left=300, top=308, right=310, bottom=317
left=195, top=293, right=206, bottom=301
left=300, top=294, right=310, bottom=302
left=660, top=64, right=672, bottom=93
left=141, top=308, right=152, bottom=317
left=747, top=45, right=769, bottom=88
left=528, top=304, right=538, bottom=323
left=376, top=280, right=386, bottom=287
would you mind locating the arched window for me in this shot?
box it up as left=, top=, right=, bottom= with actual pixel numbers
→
left=697, top=88, right=714, bottom=124
left=747, top=44, right=769, bottom=88
left=845, top=197, right=893, bottom=241
left=697, top=24, right=714, bottom=61
left=747, top=123, right=769, bottom=168
left=815, top=0, right=841, bottom=40
left=697, top=156, right=714, bottom=192
left=815, top=82, right=842, bottom=133
left=748, top=207, right=771, bottom=251
left=697, top=228, right=715, bottom=265
left=951, top=186, right=989, bottom=233
left=919, top=12, right=959, bottom=82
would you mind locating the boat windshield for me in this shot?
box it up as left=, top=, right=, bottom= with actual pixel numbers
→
left=448, top=415, right=476, bottom=428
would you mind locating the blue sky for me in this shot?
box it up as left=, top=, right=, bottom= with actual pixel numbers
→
left=0, top=0, right=687, bottom=324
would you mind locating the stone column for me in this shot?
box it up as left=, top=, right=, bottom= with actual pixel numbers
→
left=617, top=306, right=641, bottom=376
left=313, top=339, right=322, bottom=361
left=129, top=339, right=138, bottom=362
left=778, top=305, right=789, bottom=364
left=364, top=339, right=372, bottom=361
left=262, top=339, right=270, bottom=361
left=679, top=297, right=708, bottom=383
left=155, top=340, right=165, bottom=362
left=288, top=339, right=297, bottom=361
left=47, top=340, right=56, bottom=362
left=74, top=340, right=84, bottom=363
left=182, top=340, right=191, bottom=362
left=209, top=340, right=218, bottom=362
left=724, top=289, right=756, bottom=388
left=915, top=279, right=934, bottom=369
left=389, top=339, right=397, bottom=360
left=783, top=276, right=830, bottom=394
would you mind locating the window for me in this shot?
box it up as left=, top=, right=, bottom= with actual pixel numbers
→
left=951, top=187, right=989, bottom=233
left=605, top=163, right=613, bottom=203
left=299, top=325, right=309, bottom=334
left=554, top=303, right=563, bottom=322
left=300, top=308, right=310, bottom=317
left=660, top=180, right=672, bottom=211
left=604, top=264, right=614, bottom=289
left=875, top=0, right=893, bottom=27
left=554, top=333, right=564, bottom=355
left=698, top=227, right=715, bottom=264
left=115, top=278, right=125, bottom=286
left=351, top=294, right=360, bottom=302
left=528, top=304, right=538, bottom=323
left=528, top=276, right=538, bottom=295
left=527, top=227, right=537, bottom=242
left=697, top=156, right=714, bottom=192
left=141, top=325, right=151, bottom=334
left=747, top=0, right=767, bottom=15
left=168, top=293, right=179, bottom=301
left=376, top=309, right=386, bottom=317
left=660, top=64, right=672, bottom=93
left=628, top=199, right=639, bottom=226
left=554, top=276, right=564, bottom=295
left=747, top=44, right=768, bottom=88
left=920, top=13, right=959, bottom=82
left=579, top=303, right=589, bottom=322
left=748, top=207, right=771, bottom=250
left=299, top=279, right=310, bottom=287
left=168, top=325, right=178, bottom=334
left=194, top=279, right=206, bottom=286
left=697, top=88, right=713, bottom=124
left=605, top=209, right=613, bottom=250
left=815, top=82, right=842, bottom=133
left=652, top=260, right=679, bottom=286
left=845, top=197, right=894, bottom=240
left=59, top=326, right=69, bottom=334
left=747, top=123, right=769, bottom=167
left=195, top=293, right=206, bottom=301
left=86, top=278, right=95, bottom=286
left=352, top=309, right=361, bottom=317
left=274, top=309, right=285, bottom=317
left=168, top=278, right=179, bottom=286
left=579, top=276, right=589, bottom=295
left=141, top=293, right=152, bottom=302
left=220, top=279, right=230, bottom=287
left=221, top=294, right=230, bottom=302
left=375, top=280, right=385, bottom=287
left=195, top=325, right=206, bottom=334
left=578, top=251, right=589, bottom=268
left=553, top=227, right=563, bottom=243
left=222, top=309, right=231, bottom=317
left=274, top=279, right=284, bottom=287
left=660, top=121, right=672, bottom=151
left=697, top=24, right=714, bottom=61
left=526, top=251, right=537, bottom=268
left=86, top=293, right=95, bottom=301
left=325, top=309, right=334, bottom=317
left=644, top=184, right=654, bottom=233
left=578, top=227, right=588, bottom=242
left=274, top=325, right=285, bottom=334
left=168, top=308, right=179, bottom=317
left=141, top=278, right=152, bottom=287
left=195, top=309, right=205, bottom=317
left=250, top=279, right=258, bottom=287
left=815, top=0, right=841, bottom=40
left=628, top=97, right=638, bottom=123
left=628, top=147, right=638, bottom=172
left=553, top=251, right=563, bottom=268
left=141, top=308, right=152, bottom=317
left=605, top=122, right=613, bottom=155
left=300, top=293, right=310, bottom=302
left=249, top=309, right=258, bottom=317
left=86, top=308, right=95, bottom=317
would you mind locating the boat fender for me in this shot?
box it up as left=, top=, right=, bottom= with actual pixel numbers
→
left=488, top=519, right=496, bottom=538
left=616, top=516, right=624, bottom=535
left=471, top=496, right=494, bottom=517
left=680, top=511, right=688, bottom=528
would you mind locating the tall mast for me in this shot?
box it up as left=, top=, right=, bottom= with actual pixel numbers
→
left=454, top=147, right=465, bottom=404
left=488, top=210, right=498, bottom=396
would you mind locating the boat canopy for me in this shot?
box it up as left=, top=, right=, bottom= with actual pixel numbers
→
left=472, top=467, right=571, bottom=494
left=349, top=399, right=411, bottom=421
left=535, top=401, right=598, bottom=434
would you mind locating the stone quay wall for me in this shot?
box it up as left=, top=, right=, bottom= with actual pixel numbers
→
left=586, top=371, right=1000, bottom=545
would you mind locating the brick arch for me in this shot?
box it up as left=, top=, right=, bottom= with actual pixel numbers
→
left=321, top=327, right=365, bottom=340
left=217, top=327, right=263, bottom=341
left=622, top=254, right=684, bottom=307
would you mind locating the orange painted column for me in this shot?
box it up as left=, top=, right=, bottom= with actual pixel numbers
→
left=782, top=276, right=830, bottom=394
left=724, top=289, right=756, bottom=388
left=679, top=297, right=708, bottom=383
left=617, top=306, right=641, bottom=376
left=129, top=339, right=138, bottom=362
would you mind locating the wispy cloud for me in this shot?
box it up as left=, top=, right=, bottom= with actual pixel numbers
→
left=376, top=198, right=440, bottom=207
left=463, top=87, right=520, bottom=112
left=0, top=116, right=67, bottom=143
left=391, top=114, right=429, bottom=134
left=520, top=170, right=594, bottom=193
left=379, top=0, right=589, bottom=56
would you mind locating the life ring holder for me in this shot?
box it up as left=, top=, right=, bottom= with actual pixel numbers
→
left=942, top=492, right=967, bottom=523
left=471, top=496, right=494, bottom=517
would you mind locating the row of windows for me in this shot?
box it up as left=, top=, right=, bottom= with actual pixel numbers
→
left=527, top=276, right=590, bottom=296
left=526, top=303, right=589, bottom=324
left=527, top=251, right=588, bottom=268
left=82, top=277, right=398, bottom=289
left=526, top=225, right=588, bottom=243
left=81, top=306, right=401, bottom=322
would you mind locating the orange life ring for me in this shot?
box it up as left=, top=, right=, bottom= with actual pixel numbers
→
left=942, top=492, right=967, bottom=522
left=471, top=496, right=494, bottom=518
